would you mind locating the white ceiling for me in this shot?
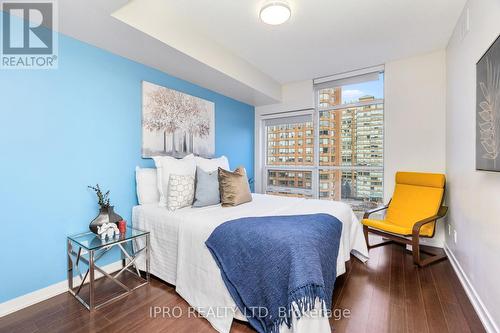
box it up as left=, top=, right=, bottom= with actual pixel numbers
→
left=53, top=0, right=281, bottom=106
left=139, top=0, right=466, bottom=84
left=35, top=0, right=466, bottom=105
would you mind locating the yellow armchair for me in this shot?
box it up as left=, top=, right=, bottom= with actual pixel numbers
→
left=362, top=172, right=448, bottom=267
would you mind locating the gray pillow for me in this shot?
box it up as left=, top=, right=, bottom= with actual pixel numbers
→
left=193, top=167, right=221, bottom=207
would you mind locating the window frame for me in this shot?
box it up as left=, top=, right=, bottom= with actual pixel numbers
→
left=261, top=109, right=318, bottom=198
left=260, top=68, right=385, bottom=206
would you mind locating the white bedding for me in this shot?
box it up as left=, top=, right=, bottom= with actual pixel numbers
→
left=132, top=193, right=369, bottom=333
left=133, top=203, right=182, bottom=285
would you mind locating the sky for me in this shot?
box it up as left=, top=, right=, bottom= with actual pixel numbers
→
left=341, top=73, right=384, bottom=104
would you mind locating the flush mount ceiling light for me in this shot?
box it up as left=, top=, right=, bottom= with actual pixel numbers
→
left=259, top=1, right=291, bottom=25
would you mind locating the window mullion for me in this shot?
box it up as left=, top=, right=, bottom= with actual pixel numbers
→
left=312, top=103, right=320, bottom=199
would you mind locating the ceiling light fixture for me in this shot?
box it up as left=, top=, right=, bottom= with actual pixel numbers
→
left=259, top=1, right=291, bottom=25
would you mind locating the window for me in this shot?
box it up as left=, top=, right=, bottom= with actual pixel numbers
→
left=263, top=67, right=384, bottom=214
left=316, top=70, right=384, bottom=213
left=264, top=114, right=315, bottom=198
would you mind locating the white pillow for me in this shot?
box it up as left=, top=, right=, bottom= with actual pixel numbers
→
left=135, top=167, right=159, bottom=205
left=194, top=155, right=230, bottom=172
left=153, top=154, right=196, bottom=207
left=167, top=174, right=195, bottom=211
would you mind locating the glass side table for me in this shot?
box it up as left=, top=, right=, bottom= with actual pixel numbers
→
left=67, top=226, right=150, bottom=311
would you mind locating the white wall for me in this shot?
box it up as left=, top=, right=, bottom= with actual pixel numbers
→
left=384, top=50, right=447, bottom=199
left=384, top=50, right=447, bottom=246
left=446, top=0, right=500, bottom=331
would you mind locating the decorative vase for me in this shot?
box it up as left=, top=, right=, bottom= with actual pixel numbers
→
left=89, top=206, right=123, bottom=234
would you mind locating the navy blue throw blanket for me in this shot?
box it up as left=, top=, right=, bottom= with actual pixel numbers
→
left=205, top=214, right=343, bottom=333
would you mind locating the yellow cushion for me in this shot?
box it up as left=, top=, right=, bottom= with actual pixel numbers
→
left=395, top=172, right=445, bottom=188
left=362, top=219, right=432, bottom=236
left=362, top=172, right=445, bottom=237
left=362, top=218, right=434, bottom=237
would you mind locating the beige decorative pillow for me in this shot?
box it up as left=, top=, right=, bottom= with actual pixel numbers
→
left=218, top=167, right=252, bottom=207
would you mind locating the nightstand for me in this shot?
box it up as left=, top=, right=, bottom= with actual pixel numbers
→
left=67, top=226, right=150, bottom=311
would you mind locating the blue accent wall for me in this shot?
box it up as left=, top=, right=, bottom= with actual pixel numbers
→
left=0, top=19, right=254, bottom=302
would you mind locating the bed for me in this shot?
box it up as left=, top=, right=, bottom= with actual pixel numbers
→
left=132, top=193, right=368, bottom=333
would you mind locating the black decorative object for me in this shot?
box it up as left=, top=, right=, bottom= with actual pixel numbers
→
left=88, top=184, right=123, bottom=234
left=89, top=206, right=123, bottom=234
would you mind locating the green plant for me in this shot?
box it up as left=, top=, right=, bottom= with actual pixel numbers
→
left=88, top=184, right=110, bottom=208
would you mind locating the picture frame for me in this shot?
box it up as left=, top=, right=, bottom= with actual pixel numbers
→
left=476, top=34, right=500, bottom=171
left=141, top=81, right=215, bottom=158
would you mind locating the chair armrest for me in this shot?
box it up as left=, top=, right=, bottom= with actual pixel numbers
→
left=363, top=205, right=389, bottom=219
left=411, top=206, right=448, bottom=236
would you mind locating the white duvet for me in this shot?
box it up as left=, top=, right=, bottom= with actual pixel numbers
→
left=133, top=194, right=368, bottom=333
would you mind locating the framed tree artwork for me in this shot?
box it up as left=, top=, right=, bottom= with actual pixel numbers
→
left=476, top=34, right=500, bottom=171
left=142, top=81, right=215, bottom=158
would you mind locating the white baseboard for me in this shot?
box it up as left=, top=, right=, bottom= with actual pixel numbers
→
left=0, top=261, right=122, bottom=318
left=444, top=244, right=499, bottom=333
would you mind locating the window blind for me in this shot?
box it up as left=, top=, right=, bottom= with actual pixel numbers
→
left=264, top=114, right=312, bottom=127
left=313, top=65, right=384, bottom=90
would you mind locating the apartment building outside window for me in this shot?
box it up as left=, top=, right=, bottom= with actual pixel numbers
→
left=263, top=67, right=384, bottom=214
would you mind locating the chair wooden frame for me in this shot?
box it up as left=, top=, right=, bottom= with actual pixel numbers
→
left=363, top=198, right=448, bottom=267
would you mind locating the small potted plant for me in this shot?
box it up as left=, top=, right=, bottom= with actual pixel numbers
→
left=88, top=184, right=123, bottom=234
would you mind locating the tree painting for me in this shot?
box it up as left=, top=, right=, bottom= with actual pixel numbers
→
left=142, top=81, right=215, bottom=158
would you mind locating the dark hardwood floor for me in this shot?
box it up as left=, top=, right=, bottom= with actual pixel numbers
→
left=0, top=243, right=485, bottom=333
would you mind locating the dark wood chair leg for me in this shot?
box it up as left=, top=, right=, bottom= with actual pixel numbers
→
left=412, top=234, right=421, bottom=266
left=418, top=253, right=448, bottom=267
left=363, top=226, right=394, bottom=250
left=363, top=225, right=369, bottom=248
left=411, top=233, right=447, bottom=267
